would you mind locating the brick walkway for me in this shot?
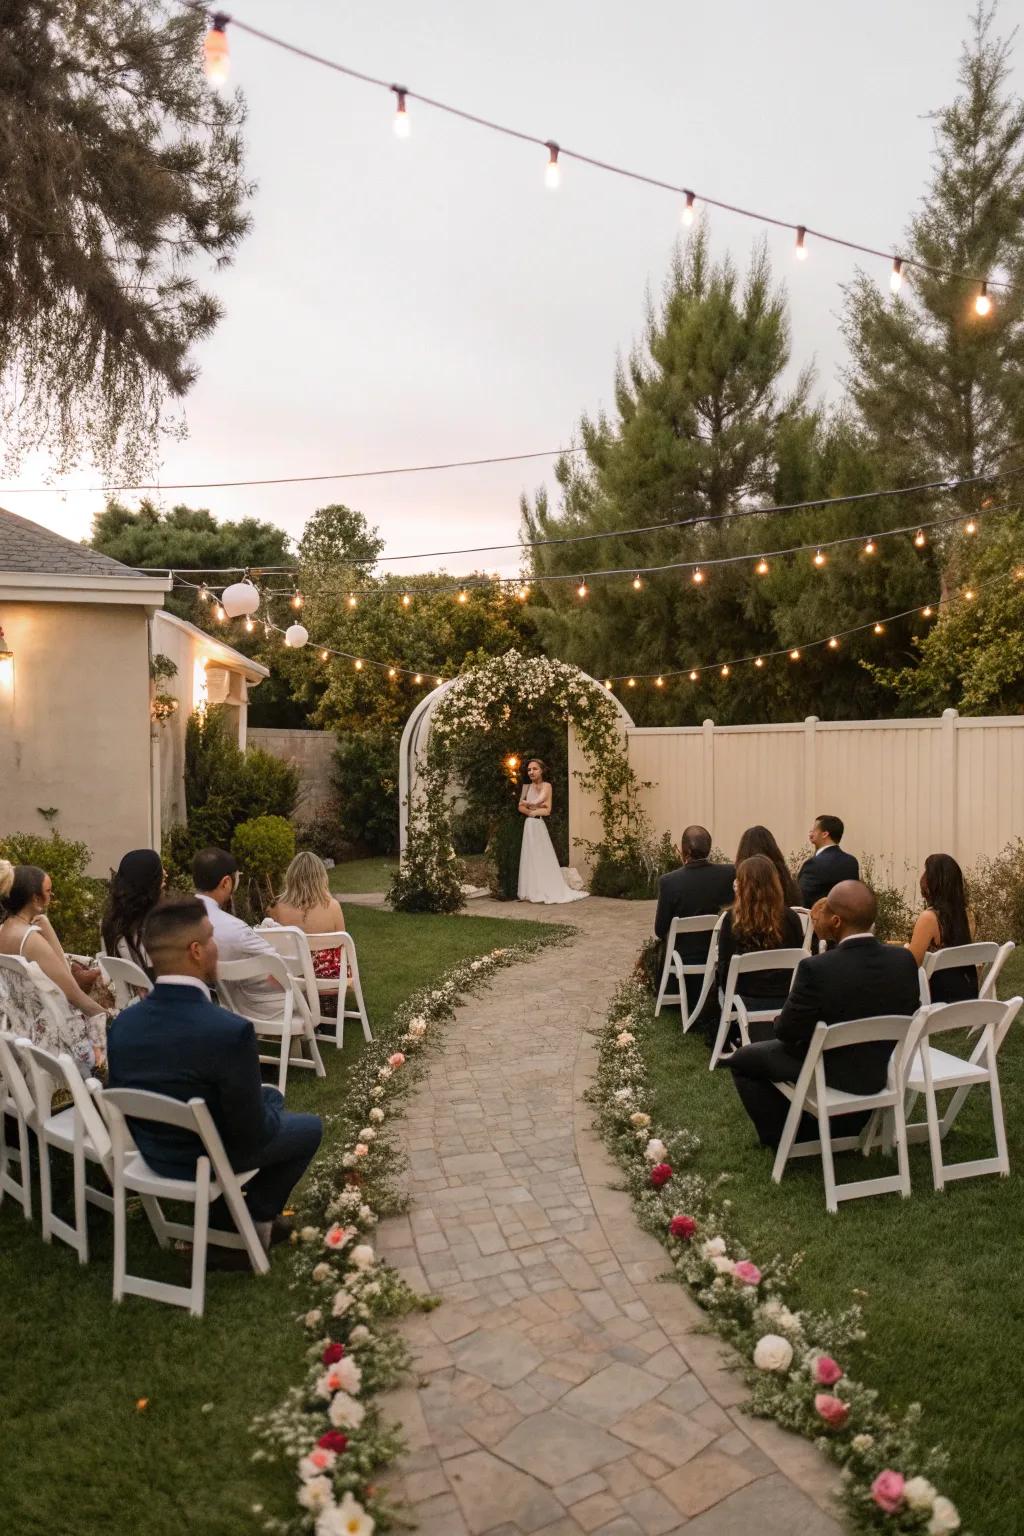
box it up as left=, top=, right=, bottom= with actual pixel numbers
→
left=374, top=895, right=843, bottom=1536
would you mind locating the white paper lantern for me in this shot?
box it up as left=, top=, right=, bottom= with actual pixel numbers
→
left=221, top=580, right=261, bottom=618
left=285, top=624, right=309, bottom=648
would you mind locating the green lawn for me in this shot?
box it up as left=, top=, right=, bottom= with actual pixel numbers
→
left=643, top=948, right=1024, bottom=1536
left=328, top=857, right=397, bottom=895
left=0, top=905, right=559, bottom=1536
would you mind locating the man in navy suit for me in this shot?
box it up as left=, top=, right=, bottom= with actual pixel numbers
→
left=797, top=814, right=860, bottom=907
left=107, top=897, right=322, bottom=1258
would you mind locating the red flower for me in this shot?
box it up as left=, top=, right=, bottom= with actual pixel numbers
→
left=812, top=1355, right=843, bottom=1387
left=318, top=1430, right=349, bottom=1454
left=322, top=1341, right=345, bottom=1365
left=669, top=1214, right=696, bottom=1240
left=814, top=1393, right=850, bottom=1429
left=649, top=1162, right=673, bottom=1188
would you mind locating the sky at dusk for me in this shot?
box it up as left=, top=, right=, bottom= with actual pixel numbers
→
left=2, top=0, right=1017, bottom=579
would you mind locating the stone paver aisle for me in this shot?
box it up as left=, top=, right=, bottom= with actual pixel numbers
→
left=374, top=897, right=843, bottom=1536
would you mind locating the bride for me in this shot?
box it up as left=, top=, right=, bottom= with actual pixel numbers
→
left=517, top=759, right=586, bottom=904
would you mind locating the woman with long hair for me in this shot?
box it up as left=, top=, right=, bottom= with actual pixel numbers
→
left=907, top=852, right=978, bottom=1003
left=735, top=825, right=801, bottom=907
left=0, top=861, right=108, bottom=1073
left=101, top=848, right=165, bottom=973
left=517, top=757, right=586, bottom=904
left=267, top=851, right=347, bottom=1015
left=716, top=855, right=804, bottom=1035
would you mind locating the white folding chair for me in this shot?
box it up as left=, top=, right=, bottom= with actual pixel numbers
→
left=97, top=1087, right=270, bottom=1317
left=708, top=948, right=806, bottom=1070
left=0, top=1030, right=37, bottom=1218
left=901, top=997, right=1021, bottom=1190
left=15, top=1040, right=115, bottom=1264
left=216, top=953, right=326, bottom=1093
left=921, top=941, right=1015, bottom=1004
left=771, top=1014, right=917, bottom=1213
left=259, top=925, right=372, bottom=1050
left=654, top=913, right=725, bottom=1027
left=791, top=907, right=814, bottom=952
left=98, top=954, right=154, bottom=1013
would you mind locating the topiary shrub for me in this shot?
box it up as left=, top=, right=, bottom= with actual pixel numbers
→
left=0, top=831, right=106, bottom=953
left=231, top=814, right=296, bottom=921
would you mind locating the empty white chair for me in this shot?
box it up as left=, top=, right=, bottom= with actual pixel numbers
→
left=902, top=996, right=1021, bottom=1190
left=260, top=924, right=372, bottom=1050
left=654, top=913, right=726, bottom=1027
left=0, top=1030, right=37, bottom=1218
left=216, top=953, right=326, bottom=1093
left=15, top=1039, right=115, bottom=1263
left=921, top=940, right=1014, bottom=1004
left=771, top=1014, right=917, bottom=1213
left=708, top=948, right=806, bottom=1070
left=97, top=1087, right=269, bottom=1317
left=98, top=954, right=154, bottom=1013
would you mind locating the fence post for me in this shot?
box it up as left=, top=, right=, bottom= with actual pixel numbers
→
left=803, top=715, right=819, bottom=817
left=702, top=718, right=716, bottom=831
left=941, top=708, right=959, bottom=858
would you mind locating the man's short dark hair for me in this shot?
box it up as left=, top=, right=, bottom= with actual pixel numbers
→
left=192, top=847, right=238, bottom=893
left=142, top=896, right=209, bottom=956
left=815, top=815, right=845, bottom=844
left=681, top=825, right=712, bottom=860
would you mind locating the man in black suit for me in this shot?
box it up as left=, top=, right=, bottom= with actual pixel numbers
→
left=726, top=881, right=920, bottom=1148
left=797, top=814, right=859, bottom=907
left=654, top=826, right=735, bottom=1014
left=107, top=897, right=323, bottom=1261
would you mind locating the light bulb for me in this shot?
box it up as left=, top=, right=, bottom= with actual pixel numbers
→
left=199, top=584, right=211, bottom=602
left=754, top=656, right=764, bottom=668
left=681, top=190, right=696, bottom=227
left=291, top=591, right=304, bottom=609
left=864, top=537, right=876, bottom=555
left=354, top=658, right=364, bottom=670
left=516, top=585, right=529, bottom=601
left=965, top=518, right=978, bottom=535
left=873, top=622, right=885, bottom=635
left=828, top=636, right=840, bottom=649
left=789, top=648, right=801, bottom=661
left=655, top=675, right=664, bottom=687
left=577, top=579, right=589, bottom=599
left=214, top=604, right=226, bottom=623
left=813, top=548, right=826, bottom=567
left=388, top=666, right=397, bottom=679
left=914, top=529, right=926, bottom=548
left=435, top=677, right=443, bottom=686
left=458, top=589, right=469, bottom=604
left=689, top=669, right=698, bottom=682
left=402, top=593, right=412, bottom=608
left=604, top=679, right=612, bottom=689
left=922, top=605, right=933, bottom=618
left=691, top=567, right=704, bottom=584
left=975, top=282, right=992, bottom=317
left=348, top=594, right=358, bottom=608
left=414, top=672, right=422, bottom=684
left=890, top=257, right=903, bottom=294
left=627, top=677, right=636, bottom=688
left=632, top=574, right=642, bottom=590
left=392, top=86, right=410, bottom=138
left=756, top=557, right=769, bottom=576
left=720, top=664, right=730, bottom=678
left=320, top=649, right=329, bottom=662
left=964, top=587, right=976, bottom=601
left=203, top=14, right=230, bottom=86
left=244, top=617, right=254, bottom=633
left=545, top=141, right=560, bottom=189
left=794, top=225, right=808, bottom=261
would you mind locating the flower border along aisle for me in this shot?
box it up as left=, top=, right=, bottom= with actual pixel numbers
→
left=389, top=650, right=637, bottom=913
left=593, top=980, right=966, bottom=1536
left=250, top=928, right=572, bottom=1535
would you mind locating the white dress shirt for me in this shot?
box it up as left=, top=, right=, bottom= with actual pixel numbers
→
left=155, top=974, right=212, bottom=1000
left=196, top=893, right=281, bottom=1021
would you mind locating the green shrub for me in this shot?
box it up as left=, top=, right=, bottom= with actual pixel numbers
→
left=452, top=807, right=489, bottom=857
left=177, top=706, right=299, bottom=856
left=388, top=791, right=464, bottom=913
left=967, top=839, right=1024, bottom=941
left=231, top=815, right=296, bottom=921
left=0, top=831, right=106, bottom=953
left=859, top=855, right=916, bottom=942
left=295, top=816, right=351, bottom=865
left=333, top=729, right=400, bottom=855
left=490, top=816, right=522, bottom=900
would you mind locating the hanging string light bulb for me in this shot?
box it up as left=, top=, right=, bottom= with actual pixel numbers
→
left=813, top=548, right=827, bottom=567
left=545, top=141, right=560, bottom=189
left=320, top=649, right=330, bottom=662
left=244, top=616, right=255, bottom=633
left=392, top=85, right=410, bottom=137
left=689, top=669, right=699, bottom=682
left=681, top=190, right=696, bottom=227
left=873, top=622, right=885, bottom=635
left=828, top=635, right=840, bottom=649
left=890, top=257, right=903, bottom=294
left=863, top=537, right=877, bottom=555
left=965, top=517, right=978, bottom=535
left=388, top=666, right=397, bottom=679
left=604, top=679, right=612, bottom=689
left=627, top=677, right=636, bottom=688
left=414, top=672, right=423, bottom=684
left=691, top=567, right=704, bottom=585
left=632, top=573, right=642, bottom=590
left=754, top=656, right=764, bottom=668
left=291, top=590, right=304, bottom=610
left=516, top=583, right=529, bottom=601
left=348, top=594, right=358, bottom=608
left=457, top=588, right=469, bottom=604
left=914, top=529, right=926, bottom=548
left=354, top=658, right=364, bottom=670
left=975, top=282, right=992, bottom=317
left=401, top=592, right=412, bottom=608
left=789, top=648, right=801, bottom=661
left=720, top=664, right=730, bottom=678
left=199, top=583, right=211, bottom=602
left=964, top=587, right=976, bottom=601
left=214, top=603, right=226, bottom=623
left=756, top=557, right=769, bottom=576
left=203, top=13, right=230, bottom=86
left=794, top=225, right=808, bottom=261
left=655, top=675, right=664, bottom=687
left=577, top=578, right=589, bottom=599
left=922, top=605, right=933, bottom=618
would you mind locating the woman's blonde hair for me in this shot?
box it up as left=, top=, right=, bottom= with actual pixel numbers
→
left=277, top=850, right=331, bottom=913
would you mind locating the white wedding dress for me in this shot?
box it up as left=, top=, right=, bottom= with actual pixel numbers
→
left=517, top=784, right=587, bottom=904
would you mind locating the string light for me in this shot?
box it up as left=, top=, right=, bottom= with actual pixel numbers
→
left=794, top=225, right=808, bottom=261
left=604, top=679, right=612, bottom=689
left=922, top=606, right=933, bottom=618
left=890, top=257, right=903, bottom=293
left=655, top=675, right=664, bottom=687
left=435, top=677, right=444, bottom=687
left=863, top=537, right=876, bottom=555
left=720, top=664, right=730, bottom=678
left=975, top=282, right=992, bottom=317
left=401, top=592, right=412, bottom=607
left=354, top=658, right=364, bottom=670
left=392, top=85, right=410, bottom=137
left=214, top=604, right=226, bottom=623
left=914, top=528, right=926, bottom=547
left=681, top=190, right=696, bottom=226
left=813, top=548, right=827, bottom=567
left=873, top=622, right=885, bottom=635
left=348, top=594, right=358, bottom=608
left=691, top=567, right=704, bottom=585
left=789, top=648, right=801, bottom=661
left=577, top=579, right=589, bottom=599
left=828, top=635, right=840, bottom=649
left=291, top=590, right=304, bottom=609
left=545, top=141, right=560, bottom=189
left=388, top=666, right=397, bottom=679
left=756, top=557, right=769, bottom=576
left=244, top=617, right=255, bottom=633
left=964, top=587, right=976, bottom=601
left=414, top=672, right=423, bottom=684
left=754, top=656, right=764, bottom=668
left=689, top=669, right=699, bottom=682
left=965, top=518, right=978, bottom=535
left=203, top=13, right=230, bottom=86
left=632, top=574, right=642, bottom=590
left=457, top=588, right=469, bottom=603
left=516, top=584, right=530, bottom=601
left=627, top=677, right=636, bottom=688
left=320, top=649, right=329, bottom=661
left=199, top=584, right=211, bottom=602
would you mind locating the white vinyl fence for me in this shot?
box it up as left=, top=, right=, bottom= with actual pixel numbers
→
left=569, top=709, right=1024, bottom=897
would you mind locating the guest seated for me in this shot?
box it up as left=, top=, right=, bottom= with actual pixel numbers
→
left=735, top=825, right=802, bottom=907
left=907, top=853, right=979, bottom=1004
left=654, top=826, right=735, bottom=1014
left=727, top=880, right=920, bottom=1149
left=101, top=848, right=166, bottom=976
left=107, top=898, right=323, bottom=1262
left=0, top=860, right=109, bottom=1074
left=717, top=855, right=805, bottom=1042
left=267, top=851, right=348, bottom=1019
left=797, top=815, right=859, bottom=906
left=192, top=847, right=284, bottom=1021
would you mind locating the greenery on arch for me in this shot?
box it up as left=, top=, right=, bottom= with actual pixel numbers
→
left=388, top=650, right=656, bottom=912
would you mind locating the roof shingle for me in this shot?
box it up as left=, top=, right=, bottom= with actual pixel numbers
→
left=0, top=507, right=141, bottom=576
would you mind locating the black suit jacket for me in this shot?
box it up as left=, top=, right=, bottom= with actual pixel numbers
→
left=774, top=936, right=920, bottom=1093
left=107, top=982, right=284, bottom=1174
left=797, top=845, right=860, bottom=906
left=655, top=862, right=736, bottom=963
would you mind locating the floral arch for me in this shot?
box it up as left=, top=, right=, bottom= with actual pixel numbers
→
left=392, top=650, right=636, bottom=912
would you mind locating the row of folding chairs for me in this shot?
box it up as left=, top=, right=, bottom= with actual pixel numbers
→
left=0, top=1029, right=268, bottom=1316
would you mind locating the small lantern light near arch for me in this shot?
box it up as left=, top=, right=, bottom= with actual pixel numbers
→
left=284, top=623, right=309, bottom=649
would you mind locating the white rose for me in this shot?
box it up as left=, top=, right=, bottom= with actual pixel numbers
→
left=711, top=1255, right=736, bottom=1276
left=369, top=1108, right=385, bottom=1123
left=614, top=1087, right=633, bottom=1102
left=312, top=1262, right=332, bottom=1284
left=298, top=1475, right=334, bottom=1513
left=753, top=1333, right=794, bottom=1372
left=644, top=1138, right=667, bottom=1162
left=331, top=1289, right=354, bottom=1317
left=370, top=1086, right=384, bottom=1101
left=904, top=1477, right=937, bottom=1512
left=928, top=1497, right=960, bottom=1534
left=358, top=1128, right=376, bottom=1142
left=300, top=1226, right=320, bottom=1243
left=349, top=1324, right=371, bottom=1345
left=629, top=1112, right=651, bottom=1128
left=351, top=1244, right=375, bottom=1270
left=615, top=1031, right=635, bottom=1048
left=851, top=1434, right=874, bottom=1453
left=303, top=1309, right=323, bottom=1329
left=407, top=1019, right=427, bottom=1038
left=327, top=1391, right=366, bottom=1430
left=701, top=1237, right=727, bottom=1258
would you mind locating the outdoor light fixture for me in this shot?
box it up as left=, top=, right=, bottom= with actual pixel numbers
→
left=691, top=567, right=704, bottom=584
left=402, top=593, right=412, bottom=608
left=576, top=579, right=588, bottom=599
left=914, top=529, right=926, bottom=547
left=655, top=675, right=664, bottom=686
left=813, top=548, right=826, bottom=567
left=890, top=257, right=903, bottom=293
left=794, top=225, right=808, bottom=260
left=754, top=657, right=764, bottom=668
left=789, top=648, right=801, bottom=661
left=354, top=658, right=364, bottom=670
left=681, top=190, right=696, bottom=226
left=284, top=624, right=309, bottom=648
left=975, top=282, right=992, bottom=317
left=922, top=605, right=933, bottom=618
left=632, top=574, right=642, bottom=590
left=392, top=85, right=410, bottom=137
left=348, top=594, right=358, bottom=608
left=864, top=537, right=877, bottom=555
left=828, top=636, right=840, bottom=649
left=203, top=13, right=230, bottom=86
left=720, top=664, right=730, bottom=678
left=756, top=557, right=769, bottom=575
left=545, top=141, right=560, bottom=188
left=965, top=518, right=978, bottom=535
left=689, top=670, right=698, bottom=682
left=222, top=579, right=260, bottom=618
left=320, top=650, right=330, bottom=662
left=388, top=667, right=397, bottom=678
left=873, top=622, right=885, bottom=635
left=458, top=589, right=469, bottom=603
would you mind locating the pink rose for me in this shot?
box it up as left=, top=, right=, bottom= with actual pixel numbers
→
left=388, top=1052, right=406, bottom=1068
left=814, top=1393, right=850, bottom=1429
left=649, top=1162, right=673, bottom=1188
left=733, top=1260, right=762, bottom=1286
left=669, top=1214, right=696, bottom=1240
left=813, top=1355, right=843, bottom=1387
left=871, top=1471, right=905, bottom=1513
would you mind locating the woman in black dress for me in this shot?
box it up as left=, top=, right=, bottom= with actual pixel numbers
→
left=735, top=825, right=802, bottom=908
left=717, top=855, right=804, bottom=1038
left=907, top=853, right=979, bottom=1004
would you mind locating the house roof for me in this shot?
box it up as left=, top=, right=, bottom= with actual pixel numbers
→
left=0, top=506, right=141, bottom=576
